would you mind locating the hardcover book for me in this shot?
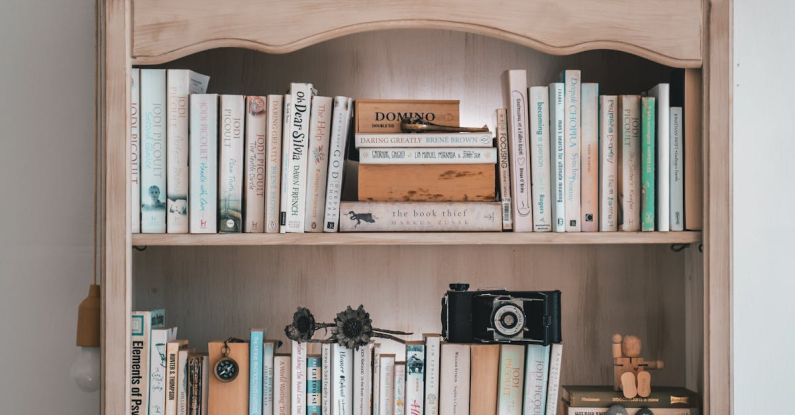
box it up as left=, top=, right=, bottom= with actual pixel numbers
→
left=187, top=352, right=204, bottom=415
left=274, top=355, right=291, bottom=415
left=580, top=83, right=599, bottom=232
left=562, top=385, right=700, bottom=408
left=250, top=329, right=265, bottom=415
left=284, top=83, right=315, bottom=233
left=439, top=343, right=470, bottom=415
left=208, top=341, right=249, bottom=415
left=331, top=344, right=354, bottom=415
left=307, top=355, right=322, bottom=415
left=130, top=68, right=141, bottom=233
left=503, top=69, right=533, bottom=232
left=469, top=344, right=499, bottom=415
left=323, top=96, right=353, bottom=233
left=405, top=343, right=425, bottom=415
left=354, top=99, right=459, bottom=133
left=641, top=96, right=656, bottom=231
left=378, top=354, right=396, bottom=415
left=166, top=340, right=189, bottom=415
left=394, top=362, right=406, bottom=415
left=670, top=107, right=684, bottom=231
left=353, top=343, right=374, bottom=415
left=291, top=341, right=308, bottom=415
left=545, top=344, right=563, bottom=415
left=354, top=132, right=492, bottom=148
left=564, top=407, right=697, bottom=415
left=189, top=94, right=219, bottom=233
left=130, top=310, right=165, bottom=415
left=219, top=95, right=246, bottom=233
left=322, top=343, right=332, bottom=415
left=305, top=96, right=333, bottom=232
left=618, top=95, right=641, bottom=231
left=358, top=148, right=497, bottom=164
left=177, top=349, right=189, bottom=415
left=262, top=341, right=276, bottom=415
left=279, top=94, right=292, bottom=233
left=140, top=69, right=167, bottom=233
left=150, top=327, right=179, bottom=415
left=563, top=70, right=582, bottom=232
left=497, top=344, right=524, bottom=415
left=599, top=96, right=619, bottom=231
left=549, top=83, right=566, bottom=232
left=522, top=345, right=550, bottom=415
left=338, top=202, right=502, bottom=232
left=358, top=164, right=496, bottom=202
left=265, top=95, right=284, bottom=233
left=244, top=97, right=268, bottom=233
left=529, top=86, right=552, bottom=232
left=166, top=69, right=210, bottom=233
left=648, top=83, right=671, bottom=231
left=424, top=335, right=441, bottom=415
left=496, top=108, right=513, bottom=230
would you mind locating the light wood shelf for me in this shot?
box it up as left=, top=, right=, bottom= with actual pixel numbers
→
left=132, top=231, right=701, bottom=246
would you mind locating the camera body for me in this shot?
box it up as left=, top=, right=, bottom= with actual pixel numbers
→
left=441, top=283, right=561, bottom=345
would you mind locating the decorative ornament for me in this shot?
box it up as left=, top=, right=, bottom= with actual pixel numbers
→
left=284, top=305, right=412, bottom=350
left=213, top=338, right=242, bottom=383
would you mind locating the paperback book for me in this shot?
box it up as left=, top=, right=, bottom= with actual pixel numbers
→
left=648, top=83, right=670, bottom=231
left=219, top=95, right=246, bottom=233
left=496, top=108, right=513, bottom=230
left=323, top=96, right=353, bottom=232
left=619, top=95, right=641, bottom=231
left=140, top=69, right=167, bottom=233
left=354, top=99, right=459, bottom=133
left=529, top=86, right=551, bottom=232
left=338, top=202, right=502, bottom=232
left=130, top=68, right=140, bottom=233
left=244, top=97, right=268, bottom=233
left=670, top=107, right=685, bottom=231
left=563, top=70, right=581, bottom=232
left=284, top=83, right=315, bottom=233
left=305, top=96, right=333, bottom=232
left=265, top=95, right=284, bottom=233
left=354, top=132, right=492, bottom=148
left=189, top=94, right=218, bottom=233
left=358, top=148, right=497, bottom=164
left=641, top=96, right=656, bottom=231
left=549, top=83, right=566, bottom=232
left=580, top=83, right=599, bottom=232
left=599, top=96, right=618, bottom=231
left=503, top=69, right=533, bottom=232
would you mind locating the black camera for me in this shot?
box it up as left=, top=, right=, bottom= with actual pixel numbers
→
left=441, top=283, right=561, bottom=345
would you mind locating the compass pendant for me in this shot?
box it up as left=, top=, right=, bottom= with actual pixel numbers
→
left=214, top=342, right=239, bottom=383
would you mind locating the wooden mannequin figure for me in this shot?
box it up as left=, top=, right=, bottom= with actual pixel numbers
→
left=612, top=334, right=664, bottom=399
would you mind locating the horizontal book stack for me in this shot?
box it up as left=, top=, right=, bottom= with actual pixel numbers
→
left=561, top=385, right=700, bottom=415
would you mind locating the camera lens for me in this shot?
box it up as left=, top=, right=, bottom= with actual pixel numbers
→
left=492, top=303, right=525, bottom=337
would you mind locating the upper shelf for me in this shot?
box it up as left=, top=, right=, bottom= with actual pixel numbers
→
left=131, top=0, right=703, bottom=68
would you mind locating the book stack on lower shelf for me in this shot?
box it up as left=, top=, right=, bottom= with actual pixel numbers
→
left=561, top=385, right=700, bottom=415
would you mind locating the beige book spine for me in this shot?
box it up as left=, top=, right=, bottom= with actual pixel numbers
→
left=469, top=345, right=500, bottom=415
left=304, top=96, right=333, bottom=232
left=580, top=83, right=599, bottom=232
left=619, top=95, right=641, bottom=231
left=265, top=95, right=283, bottom=233
left=563, top=70, right=581, bottom=232
left=684, top=70, right=703, bottom=230
left=244, top=96, right=267, bottom=232
left=599, top=96, right=619, bottom=231
left=355, top=99, right=459, bottom=133
left=503, top=70, right=533, bottom=231
left=529, top=86, right=552, bottom=232
left=439, top=343, right=470, bottom=415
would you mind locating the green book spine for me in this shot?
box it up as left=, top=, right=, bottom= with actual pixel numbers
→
left=641, top=97, right=656, bottom=231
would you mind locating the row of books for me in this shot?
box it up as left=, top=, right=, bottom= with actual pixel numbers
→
left=130, top=310, right=565, bottom=415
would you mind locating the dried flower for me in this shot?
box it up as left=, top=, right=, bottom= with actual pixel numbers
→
left=333, top=305, right=373, bottom=349
left=284, top=307, right=317, bottom=342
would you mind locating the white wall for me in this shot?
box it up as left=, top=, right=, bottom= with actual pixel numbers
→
left=0, top=0, right=100, bottom=413
left=733, top=0, right=795, bottom=412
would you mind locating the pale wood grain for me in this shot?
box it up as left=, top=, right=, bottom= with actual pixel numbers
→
left=131, top=0, right=703, bottom=68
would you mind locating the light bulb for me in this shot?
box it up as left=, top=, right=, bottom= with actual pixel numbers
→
left=70, top=346, right=100, bottom=392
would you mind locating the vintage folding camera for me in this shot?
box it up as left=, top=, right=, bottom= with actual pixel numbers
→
left=441, top=283, right=562, bottom=345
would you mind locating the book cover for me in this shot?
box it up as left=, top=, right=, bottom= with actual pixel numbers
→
left=522, top=345, right=550, bottom=415
left=244, top=96, right=268, bottom=233
left=562, top=385, right=699, bottom=408
left=358, top=164, right=496, bottom=202
left=503, top=69, right=533, bottom=232
left=394, top=362, right=406, bottom=415
left=423, top=335, right=441, bottom=415
left=250, top=329, right=265, bottom=415
left=187, top=353, right=204, bottom=415
left=189, top=94, right=218, bottom=233
left=279, top=94, right=292, bottom=233
left=292, top=341, right=308, bottom=415
left=359, top=148, right=497, bottom=164
left=599, top=96, right=619, bottom=231
left=201, top=356, right=209, bottom=415
left=307, top=355, right=322, bottom=415
left=322, top=344, right=332, bottom=415
left=619, top=95, right=641, bottom=231
left=549, top=83, right=566, bottom=232
left=641, top=96, right=656, bottom=231
left=580, top=83, right=599, bottom=232
left=305, top=96, right=333, bottom=232
left=131, top=68, right=141, bottom=234
left=265, top=95, right=284, bottom=233
left=469, top=344, right=499, bottom=415
left=208, top=341, right=249, bottom=415
left=166, top=340, right=189, bottom=415
left=130, top=310, right=165, bottom=415
left=332, top=344, right=353, bottom=415
left=262, top=341, right=276, bottom=415
left=219, top=94, right=246, bottom=233
left=284, top=83, right=315, bottom=233
left=354, top=132, right=492, bottom=148
left=378, top=354, right=396, bottom=415
left=338, top=202, right=502, bottom=232
left=323, top=96, right=353, bottom=233
left=439, top=343, right=470, bottom=415
left=564, top=407, right=696, bottom=415
left=354, top=99, right=459, bottom=133
left=353, top=343, right=373, bottom=415
left=529, top=86, right=552, bottom=232
left=545, top=344, right=563, bottom=415
left=648, top=83, right=671, bottom=231
left=563, top=70, right=582, bottom=232
left=373, top=344, right=382, bottom=415
left=496, top=108, right=513, bottom=230
left=149, top=327, right=179, bottom=415
left=140, top=69, right=167, bottom=233
left=497, top=344, right=524, bottom=415
left=670, top=107, right=685, bottom=231
left=683, top=70, right=703, bottom=230
left=166, top=69, right=210, bottom=233
left=404, top=342, right=425, bottom=415
left=177, top=349, right=189, bottom=415
left=274, top=355, right=291, bottom=415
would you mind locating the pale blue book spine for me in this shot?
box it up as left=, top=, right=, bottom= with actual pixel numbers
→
left=262, top=342, right=275, bottom=415
left=307, top=355, right=322, bottom=415
left=250, top=330, right=264, bottom=415
left=140, top=69, right=167, bottom=233
left=522, top=345, right=550, bottom=415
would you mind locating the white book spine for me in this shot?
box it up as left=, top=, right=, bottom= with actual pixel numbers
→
left=599, top=96, right=619, bottom=231
left=649, top=84, right=671, bottom=231
left=564, top=70, right=582, bottom=232
left=274, top=356, right=291, bottom=415
left=354, top=132, right=492, bottom=148
left=189, top=94, right=218, bottom=233
left=265, top=95, right=284, bottom=233
left=140, top=69, right=167, bottom=233
left=322, top=344, right=332, bottom=415
left=353, top=343, right=373, bottom=415
left=167, top=69, right=210, bottom=233
left=219, top=95, right=246, bottom=233
left=580, top=83, right=599, bottom=232
left=529, top=86, right=552, bottom=232
left=404, top=344, right=424, bottom=415
left=263, top=343, right=275, bottom=415
left=522, top=345, right=550, bottom=415
left=149, top=328, right=178, bottom=415
left=503, top=70, right=533, bottom=232
left=305, top=96, right=333, bottom=232
left=393, top=363, right=406, bottom=415
left=130, top=68, right=141, bottom=233
left=544, top=344, right=563, bottom=415
left=423, top=337, right=441, bottom=415
left=497, top=344, right=524, bottom=415
left=332, top=344, right=354, bottom=415
left=619, top=96, right=641, bottom=231
left=567, top=408, right=695, bottom=415
left=379, top=355, right=396, bottom=415
left=670, top=107, right=684, bottom=231
left=359, top=148, right=497, bottom=164
left=373, top=344, right=382, bottom=415
left=439, top=344, right=470, bottom=415
left=244, top=96, right=268, bottom=232
left=284, top=83, right=314, bottom=233
left=338, top=202, right=502, bottom=232
left=549, top=83, right=566, bottom=232
left=176, top=349, right=189, bottom=415
left=279, top=94, right=292, bottom=233
left=291, top=341, right=307, bottom=415
left=323, top=96, right=353, bottom=232
left=496, top=108, right=513, bottom=230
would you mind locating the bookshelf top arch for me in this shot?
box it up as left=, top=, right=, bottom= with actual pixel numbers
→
left=131, top=0, right=703, bottom=68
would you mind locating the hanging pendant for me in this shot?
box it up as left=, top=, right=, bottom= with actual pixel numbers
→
left=213, top=340, right=239, bottom=383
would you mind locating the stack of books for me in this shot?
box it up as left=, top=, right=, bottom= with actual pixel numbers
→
left=561, top=385, right=700, bottom=415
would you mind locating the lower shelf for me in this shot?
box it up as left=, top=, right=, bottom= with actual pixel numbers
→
left=131, top=231, right=702, bottom=246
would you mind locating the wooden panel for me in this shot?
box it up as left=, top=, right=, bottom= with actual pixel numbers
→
left=132, top=0, right=703, bottom=68
left=133, top=244, right=689, bottom=388
left=358, top=164, right=496, bottom=202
